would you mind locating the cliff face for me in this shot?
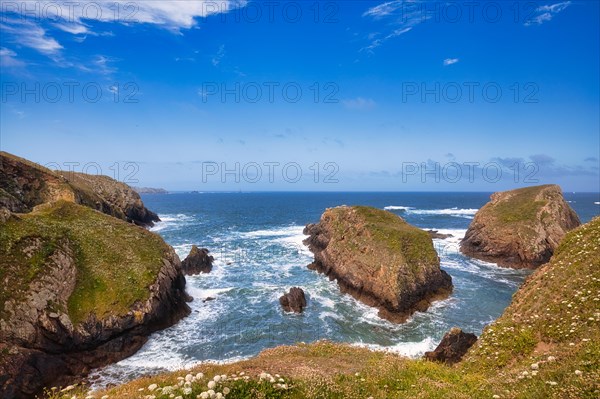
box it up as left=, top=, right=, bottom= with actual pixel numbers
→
left=304, top=206, right=452, bottom=323
left=0, top=152, right=159, bottom=227
left=460, top=185, right=580, bottom=269
left=0, top=151, right=189, bottom=398
left=0, top=201, right=190, bottom=398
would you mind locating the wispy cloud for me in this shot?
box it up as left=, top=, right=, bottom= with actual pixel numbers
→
left=342, top=97, right=377, bottom=110
left=212, top=44, right=226, bottom=67
left=525, top=1, right=571, bottom=26
left=0, top=18, right=63, bottom=56
left=361, top=0, right=426, bottom=52
left=0, top=47, right=25, bottom=68
left=443, top=58, right=459, bottom=66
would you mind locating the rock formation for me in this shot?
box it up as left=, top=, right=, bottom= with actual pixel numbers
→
left=426, top=230, right=453, bottom=239
left=460, top=185, right=580, bottom=268
left=181, top=246, right=214, bottom=275
left=304, top=206, right=452, bottom=323
left=424, top=327, right=477, bottom=364
left=0, top=151, right=160, bottom=227
left=279, top=287, right=307, bottom=313
left=0, top=152, right=191, bottom=399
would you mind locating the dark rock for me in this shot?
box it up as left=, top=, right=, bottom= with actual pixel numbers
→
left=181, top=246, right=214, bottom=275
left=426, top=230, right=453, bottom=239
left=460, top=185, right=580, bottom=269
left=279, top=287, right=307, bottom=313
left=424, top=327, right=477, bottom=365
left=202, top=297, right=216, bottom=303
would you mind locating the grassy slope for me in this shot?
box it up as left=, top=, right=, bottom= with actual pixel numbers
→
left=0, top=201, right=169, bottom=324
left=491, top=185, right=553, bottom=224
left=49, top=217, right=599, bottom=399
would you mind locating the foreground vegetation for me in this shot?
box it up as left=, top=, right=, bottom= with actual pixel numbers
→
left=0, top=200, right=169, bottom=323
left=42, top=217, right=600, bottom=398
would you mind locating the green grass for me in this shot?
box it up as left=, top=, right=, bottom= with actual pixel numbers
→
left=0, top=200, right=170, bottom=324
left=490, top=185, right=554, bottom=223
left=329, top=205, right=438, bottom=274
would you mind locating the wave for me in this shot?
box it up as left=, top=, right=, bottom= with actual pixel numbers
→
left=352, top=336, right=437, bottom=358
left=595, top=202, right=600, bottom=205
left=384, top=206, right=414, bottom=211
left=151, top=213, right=195, bottom=232
left=384, top=206, right=478, bottom=219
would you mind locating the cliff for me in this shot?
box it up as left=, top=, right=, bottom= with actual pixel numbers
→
left=460, top=184, right=580, bottom=268
left=304, top=206, right=452, bottom=323
left=0, top=152, right=159, bottom=227
left=0, top=201, right=190, bottom=398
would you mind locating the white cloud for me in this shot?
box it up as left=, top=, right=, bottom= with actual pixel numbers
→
left=443, top=58, right=459, bottom=66
left=0, top=19, right=63, bottom=55
left=362, top=0, right=404, bottom=19
left=0, top=47, right=25, bottom=68
left=361, top=1, right=425, bottom=52
left=212, top=44, right=226, bottom=67
left=525, top=1, right=571, bottom=26
left=342, top=97, right=376, bottom=110
left=1, top=1, right=247, bottom=30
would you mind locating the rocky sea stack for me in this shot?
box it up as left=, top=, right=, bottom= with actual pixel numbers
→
left=279, top=287, right=307, bottom=313
left=424, top=327, right=477, bottom=365
left=304, top=206, right=452, bottom=323
left=0, top=153, right=191, bottom=399
left=181, top=246, right=214, bottom=275
left=460, top=184, right=580, bottom=269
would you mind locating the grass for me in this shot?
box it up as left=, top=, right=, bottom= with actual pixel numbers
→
left=41, top=217, right=600, bottom=399
left=0, top=200, right=170, bottom=324
left=327, top=205, right=439, bottom=278
left=489, top=185, right=554, bottom=224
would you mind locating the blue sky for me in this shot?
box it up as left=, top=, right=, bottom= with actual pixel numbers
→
left=1, top=0, right=598, bottom=191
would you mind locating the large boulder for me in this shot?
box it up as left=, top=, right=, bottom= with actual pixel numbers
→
left=181, top=246, right=214, bottom=275
left=0, top=201, right=190, bottom=399
left=460, top=185, right=580, bottom=268
left=0, top=151, right=159, bottom=227
left=304, top=206, right=452, bottom=323
left=279, top=287, right=307, bottom=313
left=424, top=327, right=477, bottom=364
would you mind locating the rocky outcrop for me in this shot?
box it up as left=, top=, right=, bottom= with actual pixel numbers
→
left=0, top=151, right=159, bottom=227
left=279, top=287, right=307, bottom=313
left=460, top=185, right=580, bottom=269
left=0, top=200, right=190, bottom=398
left=304, top=206, right=452, bottom=323
left=426, top=230, right=453, bottom=239
left=424, top=327, right=477, bottom=364
left=181, top=246, right=214, bottom=275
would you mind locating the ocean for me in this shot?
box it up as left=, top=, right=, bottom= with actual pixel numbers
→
left=90, top=191, right=600, bottom=387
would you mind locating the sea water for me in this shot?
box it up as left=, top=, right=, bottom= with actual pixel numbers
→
left=90, top=192, right=600, bottom=387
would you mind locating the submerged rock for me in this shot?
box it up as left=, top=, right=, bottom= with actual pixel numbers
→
left=279, top=287, right=307, bottom=313
left=424, top=327, right=477, bottom=364
left=426, top=229, right=453, bottom=239
left=182, top=246, right=214, bottom=275
left=304, top=206, right=452, bottom=323
left=460, top=185, right=580, bottom=269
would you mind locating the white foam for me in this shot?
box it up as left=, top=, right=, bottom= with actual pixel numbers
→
left=384, top=206, right=414, bottom=211
left=151, top=214, right=195, bottom=232
left=595, top=202, right=600, bottom=205
left=352, top=336, right=437, bottom=358
left=409, top=207, right=478, bottom=218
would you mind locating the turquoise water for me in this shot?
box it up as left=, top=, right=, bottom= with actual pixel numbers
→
left=91, top=192, right=599, bottom=387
